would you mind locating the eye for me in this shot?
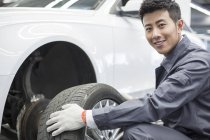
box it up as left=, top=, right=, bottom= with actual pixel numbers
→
left=145, top=27, right=152, bottom=32
left=159, top=23, right=166, bottom=28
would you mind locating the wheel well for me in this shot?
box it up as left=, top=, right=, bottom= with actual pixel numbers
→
left=3, top=41, right=96, bottom=128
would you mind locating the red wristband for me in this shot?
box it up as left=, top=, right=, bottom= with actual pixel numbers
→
left=81, top=110, right=86, bottom=125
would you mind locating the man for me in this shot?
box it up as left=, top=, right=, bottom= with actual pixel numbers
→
left=46, top=0, right=210, bottom=139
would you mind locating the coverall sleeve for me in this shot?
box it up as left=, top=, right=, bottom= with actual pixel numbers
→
left=92, top=58, right=210, bottom=130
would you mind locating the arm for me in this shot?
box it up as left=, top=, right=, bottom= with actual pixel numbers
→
left=92, top=58, right=210, bottom=130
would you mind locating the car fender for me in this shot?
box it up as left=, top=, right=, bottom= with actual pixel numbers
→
left=0, top=20, right=114, bottom=80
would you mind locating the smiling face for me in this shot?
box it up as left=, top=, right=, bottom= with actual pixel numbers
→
left=143, top=10, right=183, bottom=56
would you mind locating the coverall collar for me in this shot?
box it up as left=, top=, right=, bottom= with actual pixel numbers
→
left=161, top=35, right=191, bottom=73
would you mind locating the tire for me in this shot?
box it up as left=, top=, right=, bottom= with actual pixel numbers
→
left=37, top=83, right=126, bottom=140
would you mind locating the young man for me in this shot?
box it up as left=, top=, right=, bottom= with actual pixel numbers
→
left=46, top=0, right=210, bottom=139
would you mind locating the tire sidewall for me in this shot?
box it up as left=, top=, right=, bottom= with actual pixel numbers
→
left=82, top=85, right=126, bottom=110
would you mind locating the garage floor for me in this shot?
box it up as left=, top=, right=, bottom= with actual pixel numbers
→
left=0, top=126, right=17, bottom=140
left=0, top=135, right=10, bottom=140
left=0, top=133, right=17, bottom=140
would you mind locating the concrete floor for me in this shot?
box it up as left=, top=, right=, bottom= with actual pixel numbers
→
left=0, top=135, right=10, bottom=140
left=0, top=126, right=17, bottom=140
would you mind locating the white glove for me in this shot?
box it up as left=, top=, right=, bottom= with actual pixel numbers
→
left=46, top=103, right=85, bottom=136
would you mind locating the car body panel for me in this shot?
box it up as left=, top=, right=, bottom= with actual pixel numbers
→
left=0, top=8, right=116, bottom=84
left=0, top=75, right=15, bottom=127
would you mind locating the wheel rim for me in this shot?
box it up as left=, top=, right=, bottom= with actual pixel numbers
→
left=85, top=99, right=123, bottom=140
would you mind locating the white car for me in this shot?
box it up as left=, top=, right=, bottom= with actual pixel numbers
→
left=0, top=0, right=205, bottom=139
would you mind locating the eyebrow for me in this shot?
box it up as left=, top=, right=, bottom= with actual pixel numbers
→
left=144, top=19, right=166, bottom=28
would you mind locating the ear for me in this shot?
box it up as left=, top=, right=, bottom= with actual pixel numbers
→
left=177, top=19, right=184, bottom=34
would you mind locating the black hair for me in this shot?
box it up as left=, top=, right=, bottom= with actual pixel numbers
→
left=139, top=0, right=181, bottom=23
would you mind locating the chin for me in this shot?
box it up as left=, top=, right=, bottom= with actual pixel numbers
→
left=157, top=50, right=168, bottom=56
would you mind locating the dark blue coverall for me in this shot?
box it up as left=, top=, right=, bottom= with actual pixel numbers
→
left=92, top=35, right=210, bottom=140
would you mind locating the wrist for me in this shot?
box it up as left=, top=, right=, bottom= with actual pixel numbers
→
left=81, top=110, right=86, bottom=125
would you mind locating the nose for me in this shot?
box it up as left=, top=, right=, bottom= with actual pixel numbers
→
left=152, top=28, right=160, bottom=39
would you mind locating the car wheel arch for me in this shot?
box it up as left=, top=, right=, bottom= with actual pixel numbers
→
left=2, top=41, right=97, bottom=131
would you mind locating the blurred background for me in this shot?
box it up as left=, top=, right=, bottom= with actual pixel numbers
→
left=191, top=0, right=210, bottom=50
left=173, top=0, right=210, bottom=51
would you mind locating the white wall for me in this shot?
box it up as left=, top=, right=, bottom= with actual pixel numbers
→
left=176, top=0, right=191, bottom=26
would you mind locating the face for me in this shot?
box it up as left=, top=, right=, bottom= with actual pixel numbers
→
left=143, top=10, right=183, bottom=56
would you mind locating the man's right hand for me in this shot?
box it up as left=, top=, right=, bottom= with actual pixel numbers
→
left=46, top=103, right=85, bottom=136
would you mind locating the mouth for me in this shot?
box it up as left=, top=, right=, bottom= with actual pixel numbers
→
left=153, top=40, right=165, bottom=48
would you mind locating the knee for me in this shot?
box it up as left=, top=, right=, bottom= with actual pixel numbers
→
left=123, top=124, right=154, bottom=140
left=123, top=127, right=134, bottom=140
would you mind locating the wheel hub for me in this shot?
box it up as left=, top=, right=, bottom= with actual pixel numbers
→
left=17, top=99, right=49, bottom=140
